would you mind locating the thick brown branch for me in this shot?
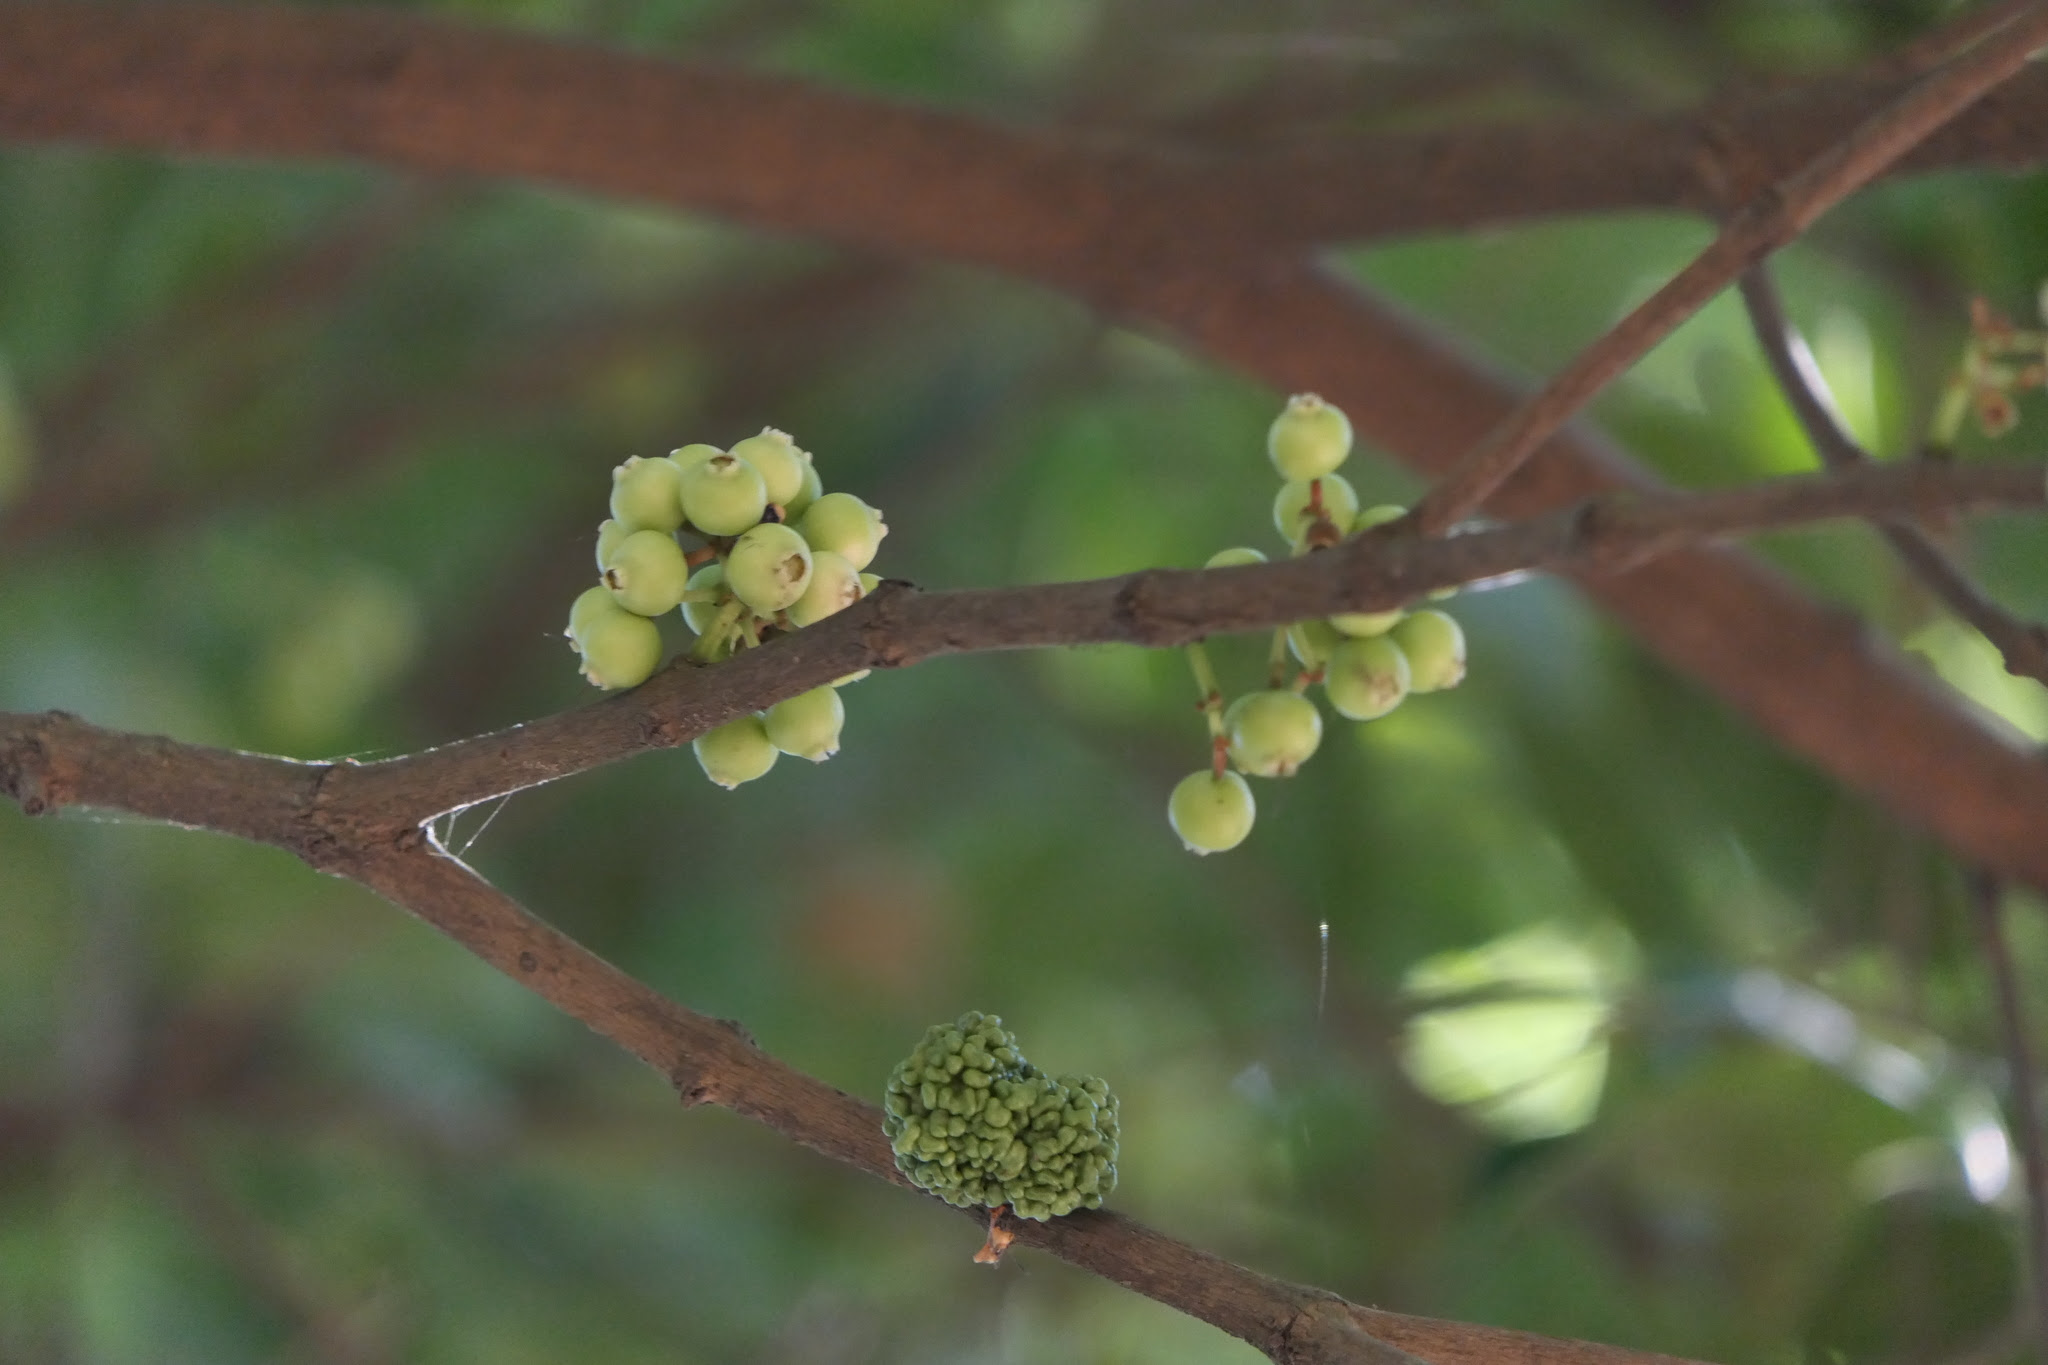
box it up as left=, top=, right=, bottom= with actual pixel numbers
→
left=8, top=457, right=2048, bottom=871
left=1402, top=2, right=2048, bottom=537
left=1737, top=266, right=2048, bottom=689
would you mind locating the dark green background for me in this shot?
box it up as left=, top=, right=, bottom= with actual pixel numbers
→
left=3, top=1, right=2045, bottom=1361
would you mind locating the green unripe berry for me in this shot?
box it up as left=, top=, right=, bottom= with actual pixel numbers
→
left=725, top=522, right=814, bottom=614
left=765, top=686, right=845, bottom=762
left=1391, top=610, right=1466, bottom=692
left=608, top=456, right=687, bottom=533
left=694, top=714, right=778, bottom=789
left=1204, top=546, right=1267, bottom=569
left=1274, top=472, right=1359, bottom=548
left=1330, top=607, right=1403, bottom=638
left=798, top=492, right=888, bottom=571
left=858, top=572, right=881, bottom=595
left=832, top=669, right=871, bottom=687
left=576, top=605, right=662, bottom=690
left=595, top=519, right=630, bottom=572
left=669, top=442, right=723, bottom=469
left=1268, top=393, right=1352, bottom=481
left=787, top=549, right=864, bottom=628
left=1168, top=769, right=1256, bottom=855
left=603, top=529, right=690, bottom=616
left=1353, top=503, right=1406, bottom=534
left=728, top=427, right=808, bottom=508
left=681, top=563, right=726, bottom=635
left=1325, top=635, right=1411, bottom=720
left=785, top=458, right=824, bottom=522
left=1329, top=504, right=1410, bottom=636
left=1224, top=689, right=1323, bottom=778
left=1287, top=618, right=1343, bottom=670
left=566, top=584, right=615, bottom=644
left=679, top=452, right=769, bottom=536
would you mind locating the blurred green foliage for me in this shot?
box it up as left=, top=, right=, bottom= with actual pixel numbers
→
left=2, top=1, right=2044, bottom=1362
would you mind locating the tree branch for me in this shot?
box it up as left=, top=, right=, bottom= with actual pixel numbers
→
left=1401, top=1, right=2048, bottom=537
left=1738, top=264, right=2048, bottom=688
left=126, top=814, right=1720, bottom=1365
left=1967, top=871, right=2048, bottom=1364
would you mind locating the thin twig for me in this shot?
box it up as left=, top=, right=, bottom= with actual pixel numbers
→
left=1967, top=870, right=2048, bottom=1365
left=1402, top=2, right=2048, bottom=537
left=1738, top=265, right=2048, bottom=687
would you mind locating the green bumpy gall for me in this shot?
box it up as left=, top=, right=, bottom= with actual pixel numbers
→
left=603, top=529, right=690, bottom=616
left=694, top=714, right=778, bottom=789
left=1225, top=689, right=1323, bottom=778
left=798, top=492, right=888, bottom=571
left=1274, top=472, right=1359, bottom=548
left=1168, top=769, right=1255, bottom=854
left=608, top=455, right=687, bottom=533
left=1391, top=609, right=1466, bottom=692
left=1325, top=635, right=1411, bottom=721
left=882, top=1012, right=1120, bottom=1222
left=728, top=427, right=809, bottom=508
left=726, top=522, right=814, bottom=615
left=1267, top=393, right=1353, bottom=481
left=765, top=686, right=845, bottom=762
left=679, top=452, right=769, bottom=536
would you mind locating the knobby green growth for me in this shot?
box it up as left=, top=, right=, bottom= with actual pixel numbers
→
left=562, top=428, right=890, bottom=789
left=883, top=1012, right=1119, bottom=1224
left=1169, top=394, right=1470, bottom=854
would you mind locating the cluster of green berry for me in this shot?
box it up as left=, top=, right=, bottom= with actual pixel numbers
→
left=1931, top=294, right=2048, bottom=444
left=884, top=1012, right=1120, bottom=1223
left=1169, top=395, right=1468, bottom=855
left=562, top=429, right=888, bottom=789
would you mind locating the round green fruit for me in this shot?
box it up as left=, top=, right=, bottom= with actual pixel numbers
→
left=608, top=456, right=687, bottom=533
left=1391, top=610, right=1466, bottom=692
left=595, top=519, right=630, bottom=572
left=785, top=458, right=824, bottom=522
left=1224, top=690, right=1323, bottom=778
left=566, top=584, right=616, bottom=644
left=798, top=492, right=888, bottom=571
left=1204, top=546, right=1267, bottom=569
left=1267, top=394, right=1353, bottom=481
left=681, top=562, right=726, bottom=635
left=726, top=522, right=814, bottom=615
left=576, top=608, right=662, bottom=690
left=1287, top=618, right=1343, bottom=671
left=1168, top=770, right=1256, bottom=854
left=787, top=549, right=864, bottom=628
left=694, top=715, right=778, bottom=789
left=1274, top=472, right=1359, bottom=549
left=728, top=428, right=808, bottom=508
left=765, top=686, right=845, bottom=761
left=669, top=442, right=723, bottom=469
left=679, top=452, right=769, bottom=536
left=602, top=529, right=690, bottom=616
left=1325, top=635, right=1411, bottom=720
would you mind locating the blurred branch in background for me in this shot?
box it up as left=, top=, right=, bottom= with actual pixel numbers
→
left=1739, top=263, right=2048, bottom=687
left=1967, top=872, right=2048, bottom=1364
